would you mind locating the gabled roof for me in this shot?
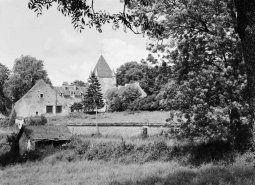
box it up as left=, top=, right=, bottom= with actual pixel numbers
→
left=93, top=55, right=114, bottom=78
left=15, top=79, right=51, bottom=105
left=20, top=125, right=72, bottom=141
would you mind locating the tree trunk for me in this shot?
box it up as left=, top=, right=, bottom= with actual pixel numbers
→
left=241, top=33, right=255, bottom=132
left=234, top=0, right=255, bottom=143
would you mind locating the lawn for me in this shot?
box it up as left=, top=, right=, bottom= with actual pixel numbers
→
left=47, top=111, right=171, bottom=125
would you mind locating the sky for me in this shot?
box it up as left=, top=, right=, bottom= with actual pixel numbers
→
left=0, top=0, right=149, bottom=86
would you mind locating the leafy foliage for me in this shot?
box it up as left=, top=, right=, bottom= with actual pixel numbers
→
left=3, top=55, right=52, bottom=102
left=125, top=0, right=248, bottom=141
left=28, top=0, right=164, bottom=36
left=0, top=63, right=11, bottom=115
left=107, top=86, right=142, bottom=112
left=116, top=60, right=172, bottom=96
left=26, top=115, right=47, bottom=126
left=71, top=102, right=83, bottom=112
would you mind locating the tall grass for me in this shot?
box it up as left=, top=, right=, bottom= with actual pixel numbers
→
left=1, top=159, right=255, bottom=185
left=0, top=134, right=254, bottom=185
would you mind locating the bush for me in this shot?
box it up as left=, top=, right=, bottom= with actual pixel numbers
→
left=26, top=115, right=47, bottom=125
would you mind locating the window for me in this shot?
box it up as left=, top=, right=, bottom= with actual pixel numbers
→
left=60, top=93, right=63, bottom=97
left=46, top=106, right=53, bottom=114
left=56, top=106, right=62, bottom=113
left=36, top=112, right=38, bottom=115
left=70, top=91, right=74, bottom=97
left=40, top=94, right=43, bottom=98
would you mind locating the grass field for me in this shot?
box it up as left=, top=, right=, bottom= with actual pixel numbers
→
left=1, top=111, right=254, bottom=185
left=1, top=130, right=255, bottom=185
left=47, top=111, right=171, bottom=125
left=1, top=152, right=255, bottom=185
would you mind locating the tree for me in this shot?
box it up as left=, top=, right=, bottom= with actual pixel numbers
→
left=82, top=72, right=104, bottom=112
left=233, top=0, right=255, bottom=130
left=71, top=80, right=87, bottom=87
left=71, top=102, right=83, bottom=112
left=28, top=0, right=164, bottom=36
left=4, top=55, right=52, bottom=102
left=121, top=86, right=142, bottom=110
left=116, top=61, right=142, bottom=85
left=0, top=63, right=10, bottom=115
left=28, top=0, right=255, bottom=140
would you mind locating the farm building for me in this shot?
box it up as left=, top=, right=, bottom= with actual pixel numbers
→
left=18, top=125, right=72, bottom=155
left=53, top=82, right=87, bottom=112
left=13, top=80, right=69, bottom=118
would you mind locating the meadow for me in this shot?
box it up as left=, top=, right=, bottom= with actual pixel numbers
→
left=1, top=132, right=255, bottom=185
left=47, top=111, right=171, bottom=125
left=1, top=111, right=255, bottom=185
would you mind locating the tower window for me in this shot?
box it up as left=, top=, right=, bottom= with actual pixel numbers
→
left=40, top=94, right=43, bottom=98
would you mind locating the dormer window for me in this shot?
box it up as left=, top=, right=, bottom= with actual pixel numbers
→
left=40, top=94, right=43, bottom=98
left=70, top=91, right=74, bottom=97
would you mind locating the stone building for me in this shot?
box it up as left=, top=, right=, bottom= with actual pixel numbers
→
left=93, top=55, right=116, bottom=95
left=14, top=80, right=69, bottom=118
left=18, top=125, right=72, bottom=155
left=53, top=82, right=87, bottom=111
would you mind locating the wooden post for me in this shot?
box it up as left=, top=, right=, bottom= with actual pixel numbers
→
left=96, top=106, right=99, bottom=134
left=141, top=126, right=148, bottom=138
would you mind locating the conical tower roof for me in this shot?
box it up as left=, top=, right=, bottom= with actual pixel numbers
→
left=93, top=55, right=113, bottom=78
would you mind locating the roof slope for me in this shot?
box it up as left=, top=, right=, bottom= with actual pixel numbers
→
left=53, top=86, right=87, bottom=97
left=21, top=125, right=72, bottom=141
left=93, top=55, right=113, bottom=77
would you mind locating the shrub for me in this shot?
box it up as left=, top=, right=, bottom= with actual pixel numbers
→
left=6, top=132, right=18, bottom=145
left=26, top=115, right=47, bottom=125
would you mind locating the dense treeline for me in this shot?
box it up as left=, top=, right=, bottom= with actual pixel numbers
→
left=110, top=59, right=172, bottom=112
left=0, top=55, right=52, bottom=116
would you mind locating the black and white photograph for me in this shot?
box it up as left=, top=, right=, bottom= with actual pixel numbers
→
left=0, top=0, right=255, bottom=184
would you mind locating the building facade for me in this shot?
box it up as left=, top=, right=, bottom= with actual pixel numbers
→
left=14, top=80, right=69, bottom=118
left=53, top=82, right=87, bottom=112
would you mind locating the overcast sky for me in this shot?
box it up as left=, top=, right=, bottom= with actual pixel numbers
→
left=0, top=0, right=149, bottom=86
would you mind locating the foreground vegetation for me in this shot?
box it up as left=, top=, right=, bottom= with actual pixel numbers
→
left=2, top=159, right=255, bottom=185
left=1, top=132, right=255, bottom=185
